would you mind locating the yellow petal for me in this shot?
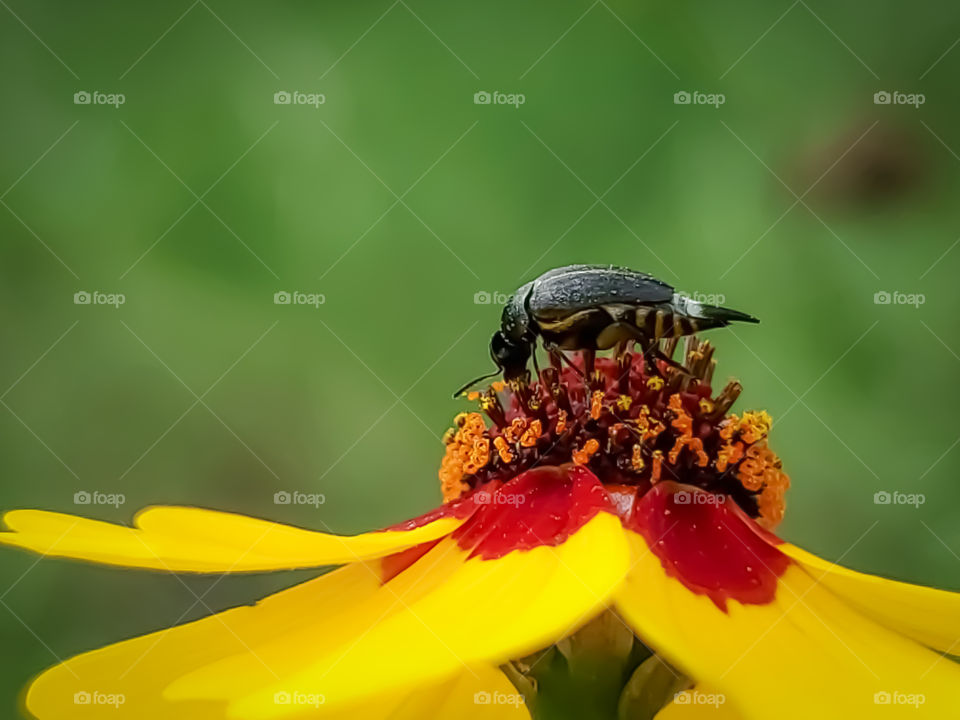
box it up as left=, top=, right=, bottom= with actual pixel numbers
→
left=780, top=541, right=960, bottom=654
left=26, top=559, right=531, bottom=719
left=381, top=664, right=530, bottom=720
left=25, top=562, right=380, bottom=719
left=0, top=506, right=464, bottom=572
left=617, top=530, right=960, bottom=719
left=166, top=512, right=629, bottom=717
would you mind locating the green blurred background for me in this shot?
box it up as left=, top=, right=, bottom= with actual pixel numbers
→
left=2, top=0, right=960, bottom=711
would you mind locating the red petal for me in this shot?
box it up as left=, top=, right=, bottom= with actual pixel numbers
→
left=453, top=465, right=614, bottom=560
left=624, top=481, right=791, bottom=610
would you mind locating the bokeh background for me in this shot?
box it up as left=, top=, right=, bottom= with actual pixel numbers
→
left=2, top=0, right=960, bottom=712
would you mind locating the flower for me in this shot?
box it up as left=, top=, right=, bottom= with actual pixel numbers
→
left=4, top=338, right=960, bottom=719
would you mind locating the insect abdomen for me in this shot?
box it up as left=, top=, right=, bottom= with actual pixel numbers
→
left=636, top=307, right=700, bottom=340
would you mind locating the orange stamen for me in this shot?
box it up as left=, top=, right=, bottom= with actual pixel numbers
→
left=503, top=418, right=527, bottom=444
left=590, top=390, right=604, bottom=420
left=667, top=394, right=709, bottom=467
left=738, top=410, right=772, bottom=444
left=651, top=450, right=664, bottom=483
left=716, top=440, right=744, bottom=473
left=520, top=419, right=542, bottom=448
left=572, top=438, right=600, bottom=465
left=438, top=411, right=489, bottom=501
left=493, top=436, right=514, bottom=463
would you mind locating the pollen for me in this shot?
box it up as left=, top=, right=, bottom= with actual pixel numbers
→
left=503, top=418, right=527, bottom=444
left=667, top=394, right=710, bottom=467
left=651, top=450, right=664, bottom=483
left=464, top=437, right=490, bottom=474
left=572, top=439, right=600, bottom=465
left=519, top=419, right=542, bottom=447
left=590, top=390, right=605, bottom=420
left=636, top=406, right=665, bottom=442
left=493, top=436, right=514, bottom=463
left=738, top=410, right=773, bottom=444
left=444, top=336, right=790, bottom=528
left=438, top=411, right=488, bottom=501
left=716, top=440, right=745, bottom=473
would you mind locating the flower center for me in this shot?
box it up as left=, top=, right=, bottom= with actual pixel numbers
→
left=439, top=337, right=790, bottom=529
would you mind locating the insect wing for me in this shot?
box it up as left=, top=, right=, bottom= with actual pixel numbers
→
left=528, top=267, right=673, bottom=321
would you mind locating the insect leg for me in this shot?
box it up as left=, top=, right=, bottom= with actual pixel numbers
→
left=613, top=321, right=688, bottom=379
left=544, top=341, right=585, bottom=378
left=582, top=348, right=596, bottom=380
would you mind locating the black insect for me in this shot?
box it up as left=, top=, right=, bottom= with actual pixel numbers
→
left=457, top=264, right=758, bottom=395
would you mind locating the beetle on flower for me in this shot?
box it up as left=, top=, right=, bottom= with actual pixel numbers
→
left=3, top=333, right=960, bottom=719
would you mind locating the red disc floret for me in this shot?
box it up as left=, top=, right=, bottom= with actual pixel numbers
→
left=441, top=342, right=790, bottom=529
